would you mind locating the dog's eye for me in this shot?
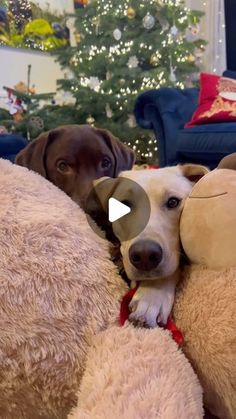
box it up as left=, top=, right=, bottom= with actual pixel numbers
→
left=57, top=161, right=69, bottom=172
left=101, top=157, right=112, bottom=169
left=166, top=197, right=181, bottom=209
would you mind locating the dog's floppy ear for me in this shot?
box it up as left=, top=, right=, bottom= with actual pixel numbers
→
left=15, top=129, right=62, bottom=178
left=180, top=164, right=209, bottom=183
left=86, top=177, right=120, bottom=242
left=95, top=128, right=135, bottom=175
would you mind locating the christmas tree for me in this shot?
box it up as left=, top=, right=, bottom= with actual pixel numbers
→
left=55, top=0, right=206, bottom=163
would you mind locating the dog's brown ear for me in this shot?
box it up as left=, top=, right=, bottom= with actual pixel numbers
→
left=95, top=128, right=135, bottom=175
left=15, top=132, right=49, bottom=177
left=180, top=164, right=209, bottom=183
left=85, top=177, right=120, bottom=242
left=15, top=129, right=62, bottom=178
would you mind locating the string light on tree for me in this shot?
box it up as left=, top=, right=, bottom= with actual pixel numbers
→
left=86, top=114, right=95, bottom=125
left=8, top=0, right=32, bottom=30
left=105, top=103, right=113, bottom=118
left=170, top=25, right=178, bottom=36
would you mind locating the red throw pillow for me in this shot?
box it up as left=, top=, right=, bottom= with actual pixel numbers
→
left=185, top=72, right=236, bottom=127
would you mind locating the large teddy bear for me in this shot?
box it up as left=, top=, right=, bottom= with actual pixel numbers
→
left=174, top=164, right=236, bottom=419
left=0, top=158, right=235, bottom=419
left=0, top=159, right=202, bottom=419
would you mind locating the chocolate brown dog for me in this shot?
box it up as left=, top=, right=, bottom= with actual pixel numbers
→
left=15, top=124, right=135, bottom=209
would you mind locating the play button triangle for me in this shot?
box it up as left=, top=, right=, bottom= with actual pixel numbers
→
left=108, top=197, right=131, bottom=222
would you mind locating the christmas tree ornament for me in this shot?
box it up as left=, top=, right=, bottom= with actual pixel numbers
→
left=92, top=16, right=100, bottom=34
left=126, top=6, right=135, bottom=19
left=185, top=29, right=194, bottom=42
left=88, top=76, right=101, bottom=91
left=150, top=53, right=160, bottom=66
left=170, top=25, right=178, bottom=36
left=74, top=32, right=81, bottom=43
left=142, top=13, right=155, bottom=30
left=105, top=103, right=113, bottom=118
left=127, top=55, right=139, bottom=68
left=185, top=24, right=200, bottom=42
left=113, top=28, right=122, bottom=41
left=70, top=55, right=79, bottom=66
left=191, top=23, right=200, bottom=36
left=127, top=114, right=137, bottom=128
left=13, top=111, right=24, bottom=123
left=29, top=116, right=44, bottom=130
left=169, top=66, right=177, bottom=83
left=159, top=17, right=170, bottom=31
left=187, top=54, right=195, bottom=64
left=106, top=71, right=112, bottom=80
left=194, top=47, right=204, bottom=58
left=119, top=78, right=126, bottom=86
left=86, top=114, right=95, bottom=125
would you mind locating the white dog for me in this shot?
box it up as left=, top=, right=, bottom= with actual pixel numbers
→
left=93, top=164, right=208, bottom=328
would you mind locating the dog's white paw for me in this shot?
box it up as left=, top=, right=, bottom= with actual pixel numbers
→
left=129, top=284, right=175, bottom=328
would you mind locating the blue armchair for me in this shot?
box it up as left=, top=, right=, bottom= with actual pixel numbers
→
left=134, top=87, right=236, bottom=169
left=0, top=134, right=27, bottom=162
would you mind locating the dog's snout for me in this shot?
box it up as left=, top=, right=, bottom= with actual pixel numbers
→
left=129, top=240, right=163, bottom=271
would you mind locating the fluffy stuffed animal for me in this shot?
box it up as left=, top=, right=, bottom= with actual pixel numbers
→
left=0, top=159, right=202, bottom=419
left=174, top=164, right=236, bottom=419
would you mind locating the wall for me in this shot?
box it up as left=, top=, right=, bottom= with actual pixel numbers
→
left=0, top=46, right=70, bottom=108
left=32, top=0, right=74, bottom=14
left=224, top=0, right=236, bottom=70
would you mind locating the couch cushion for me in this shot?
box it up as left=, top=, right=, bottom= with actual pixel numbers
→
left=185, top=73, right=236, bottom=127
left=177, top=122, right=236, bottom=167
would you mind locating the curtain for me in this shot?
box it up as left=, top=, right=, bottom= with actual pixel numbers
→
left=224, top=0, right=236, bottom=70
left=186, top=0, right=226, bottom=74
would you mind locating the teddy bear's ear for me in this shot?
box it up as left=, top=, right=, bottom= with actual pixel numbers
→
left=218, top=153, right=236, bottom=170
left=180, top=164, right=209, bottom=183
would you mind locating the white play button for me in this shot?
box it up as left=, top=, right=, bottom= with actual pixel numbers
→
left=85, top=177, right=151, bottom=241
left=108, top=197, right=131, bottom=222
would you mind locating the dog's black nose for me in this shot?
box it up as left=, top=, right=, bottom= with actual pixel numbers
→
left=129, top=240, right=163, bottom=271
